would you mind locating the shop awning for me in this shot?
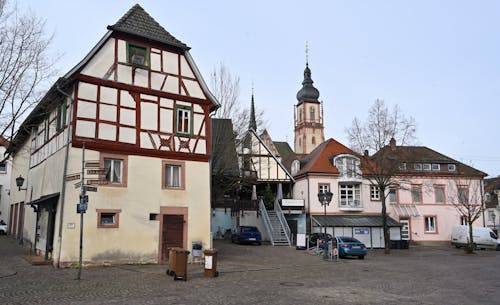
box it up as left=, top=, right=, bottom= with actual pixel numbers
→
left=391, top=204, right=420, bottom=217
left=312, top=215, right=402, bottom=227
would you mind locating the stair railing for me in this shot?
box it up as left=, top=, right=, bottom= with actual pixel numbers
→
left=274, top=198, right=292, bottom=246
left=259, top=198, right=274, bottom=245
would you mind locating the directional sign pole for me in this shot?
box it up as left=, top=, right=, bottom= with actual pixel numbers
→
left=77, top=141, right=86, bottom=280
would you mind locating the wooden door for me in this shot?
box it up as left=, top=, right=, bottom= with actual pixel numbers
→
left=161, top=215, right=184, bottom=263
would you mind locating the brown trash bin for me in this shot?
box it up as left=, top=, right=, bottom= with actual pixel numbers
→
left=173, top=249, right=190, bottom=281
left=203, top=249, right=219, bottom=278
left=166, top=247, right=180, bottom=276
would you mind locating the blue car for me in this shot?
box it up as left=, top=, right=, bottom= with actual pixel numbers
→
left=336, top=236, right=367, bottom=259
left=231, top=226, right=262, bottom=245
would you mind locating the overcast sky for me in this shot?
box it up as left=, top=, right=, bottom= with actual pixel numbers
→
left=21, top=0, right=500, bottom=177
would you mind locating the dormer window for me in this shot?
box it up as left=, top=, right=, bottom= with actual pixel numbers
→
left=414, top=163, right=422, bottom=171
left=334, top=155, right=361, bottom=178
left=127, top=43, right=149, bottom=67
left=423, top=163, right=431, bottom=171
left=448, top=164, right=456, bottom=172
left=399, top=163, right=407, bottom=171
left=432, top=164, right=440, bottom=171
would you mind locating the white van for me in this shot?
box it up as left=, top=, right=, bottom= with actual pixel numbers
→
left=451, top=225, right=500, bottom=250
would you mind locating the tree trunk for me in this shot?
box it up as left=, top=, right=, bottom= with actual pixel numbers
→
left=466, top=223, right=475, bottom=254
left=381, top=196, right=390, bottom=254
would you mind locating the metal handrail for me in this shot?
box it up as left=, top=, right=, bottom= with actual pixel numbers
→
left=259, top=198, right=274, bottom=245
left=274, top=199, right=292, bottom=246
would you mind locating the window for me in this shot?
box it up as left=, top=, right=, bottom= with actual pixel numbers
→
left=448, top=164, right=456, bottom=172
left=460, top=216, right=467, bottom=225
left=414, top=163, right=422, bottom=171
left=318, top=184, right=330, bottom=194
left=423, top=163, right=431, bottom=171
left=399, top=163, right=407, bottom=171
left=299, top=108, right=303, bottom=122
left=311, top=136, right=316, bottom=145
left=291, top=160, right=300, bottom=175
left=334, top=155, right=361, bottom=178
left=163, top=160, right=185, bottom=190
left=389, top=188, right=398, bottom=203
left=44, top=119, right=50, bottom=143
left=370, top=185, right=380, bottom=201
left=309, top=106, right=315, bottom=120
left=0, top=161, right=6, bottom=173
left=434, top=186, right=445, bottom=203
left=56, top=101, right=67, bottom=132
left=432, top=164, right=440, bottom=171
left=458, top=187, right=468, bottom=204
left=339, top=184, right=361, bottom=208
left=127, top=43, right=149, bottom=67
left=424, top=216, right=437, bottom=233
left=100, top=153, right=128, bottom=187
left=104, top=158, right=123, bottom=184
left=97, top=209, right=121, bottom=228
left=175, top=106, right=192, bottom=135
left=411, top=186, right=422, bottom=203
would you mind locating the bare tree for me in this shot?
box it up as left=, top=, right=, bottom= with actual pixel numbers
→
left=346, top=99, right=418, bottom=253
left=210, top=63, right=265, bottom=139
left=0, top=0, right=57, bottom=148
left=346, top=99, right=417, bottom=155
left=448, top=176, right=484, bottom=254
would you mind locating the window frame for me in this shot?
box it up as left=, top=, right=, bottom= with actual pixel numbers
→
left=174, top=105, right=193, bottom=136
left=162, top=160, right=185, bottom=190
left=370, top=185, right=380, bottom=201
left=411, top=185, right=422, bottom=203
left=434, top=185, right=446, bottom=204
left=126, top=42, right=150, bottom=68
left=100, top=153, right=128, bottom=187
left=0, top=161, right=6, bottom=174
left=423, top=163, right=431, bottom=171
left=339, top=183, right=361, bottom=208
left=56, top=101, right=67, bottom=132
left=414, top=163, right=422, bottom=171
left=448, top=164, right=456, bottom=172
left=318, top=183, right=330, bottom=194
left=431, top=164, right=440, bottom=171
left=458, top=186, right=468, bottom=204
left=388, top=187, right=398, bottom=204
left=97, top=209, right=122, bottom=228
left=309, top=106, right=315, bottom=121
left=399, top=163, right=407, bottom=171
left=424, top=215, right=438, bottom=233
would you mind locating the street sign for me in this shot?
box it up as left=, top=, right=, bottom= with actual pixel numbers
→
left=87, top=179, right=109, bottom=185
left=77, top=203, right=87, bottom=213
left=74, top=181, right=82, bottom=189
left=87, top=168, right=107, bottom=175
left=85, top=161, right=100, bottom=168
left=80, top=195, right=88, bottom=204
left=65, top=173, right=81, bottom=182
left=84, top=185, right=98, bottom=192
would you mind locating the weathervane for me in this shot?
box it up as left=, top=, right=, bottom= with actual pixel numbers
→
left=306, top=40, right=309, bottom=65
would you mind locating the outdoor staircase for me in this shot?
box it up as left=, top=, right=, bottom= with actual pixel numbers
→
left=259, top=199, right=291, bottom=246
left=267, top=210, right=290, bottom=246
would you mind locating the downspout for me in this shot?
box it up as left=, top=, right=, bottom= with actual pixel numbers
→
left=307, top=174, right=311, bottom=234
left=55, top=83, right=74, bottom=268
left=481, top=179, right=486, bottom=227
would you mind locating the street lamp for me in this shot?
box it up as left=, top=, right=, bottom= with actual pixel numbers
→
left=317, top=191, right=333, bottom=236
left=16, top=175, right=27, bottom=191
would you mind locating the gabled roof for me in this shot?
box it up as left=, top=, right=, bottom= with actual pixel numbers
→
left=295, top=138, right=373, bottom=176
left=374, top=145, right=487, bottom=177
left=107, top=4, right=189, bottom=50
left=211, top=118, right=239, bottom=177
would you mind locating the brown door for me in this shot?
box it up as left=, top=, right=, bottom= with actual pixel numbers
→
left=161, top=215, right=184, bottom=263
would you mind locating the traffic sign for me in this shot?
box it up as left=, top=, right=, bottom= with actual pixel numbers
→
left=87, top=179, right=109, bottom=185
left=80, top=195, right=88, bottom=204
left=85, top=161, right=100, bottom=168
left=74, top=181, right=82, bottom=189
left=87, top=168, right=108, bottom=175
left=77, top=203, right=88, bottom=213
left=84, top=185, right=98, bottom=192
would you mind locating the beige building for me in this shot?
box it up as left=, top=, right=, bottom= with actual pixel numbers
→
left=8, top=5, right=218, bottom=266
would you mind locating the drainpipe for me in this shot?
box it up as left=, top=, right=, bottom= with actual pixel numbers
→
left=55, top=83, right=74, bottom=268
left=307, top=174, right=311, bottom=234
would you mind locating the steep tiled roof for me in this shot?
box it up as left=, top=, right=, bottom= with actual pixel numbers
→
left=374, top=145, right=487, bottom=177
left=107, top=4, right=189, bottom=50
left=295, top=138, right=374, bottom=176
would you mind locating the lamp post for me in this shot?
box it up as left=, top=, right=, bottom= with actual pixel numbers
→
left=317, top=191, right=333, bottom=236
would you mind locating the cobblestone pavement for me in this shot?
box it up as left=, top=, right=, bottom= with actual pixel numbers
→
left=1, top=235, right=500, bottom=305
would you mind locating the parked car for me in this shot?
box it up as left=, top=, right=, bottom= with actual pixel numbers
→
left=451, top=225, right=500, bottom=250
left=308, top=233, right=332, bottom=248
left=231, top=226, right=262, bottom=245
left=336, top=236, right=367, bottom=259
left=0, top=220, right=7, bottom=235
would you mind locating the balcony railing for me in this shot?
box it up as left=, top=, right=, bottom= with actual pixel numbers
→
left=339, top=199, right=363, bottom=211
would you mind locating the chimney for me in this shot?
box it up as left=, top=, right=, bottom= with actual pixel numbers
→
left=364, top=150, right=369, bottom=157
left=390, top=137, right=396, bottom=151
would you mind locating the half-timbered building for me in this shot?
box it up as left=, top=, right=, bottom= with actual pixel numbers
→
left=8, top=4, right=218, bottom=266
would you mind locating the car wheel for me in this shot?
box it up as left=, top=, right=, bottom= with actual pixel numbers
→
left=359, top=255, right=365, bottom=260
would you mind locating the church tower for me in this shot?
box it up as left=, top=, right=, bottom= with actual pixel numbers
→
left=294, top=60, right=325, bottom=154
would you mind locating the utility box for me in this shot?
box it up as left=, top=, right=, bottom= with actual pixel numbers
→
left=192, top=242, right=203, bottom=257
left=203, top=249, right=219, bottom=278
